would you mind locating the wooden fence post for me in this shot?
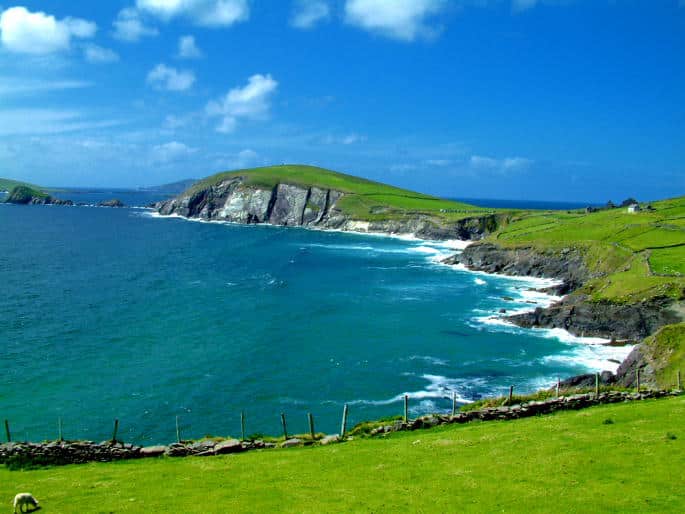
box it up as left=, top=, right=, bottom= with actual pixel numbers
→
left=111, top=419, right=119, bottom=444
left=595, top=372, right=600, bottom=398
left=451, top=391, right=457, bottom=416
left=556, top=378, right=561, bottom=398
left=241, top=411, right=246, bottom=441
left=340, top=404, right=349, bottom=438
left=281, top=413, right=288, bottom=440
left=4, top=420, right=10, bottom=443
left=636, top=369, right=640, bottom=393
left=308, top=413, right=315, bottom=440
left=58, top=417, right=63, bottom=442
left=403, top=395, right=409, bottom=423
left=176, top=415, right=181, bottom=443
left=508, top=385, right=514, bottom=404
left=677, top=370, right=681, bottom=390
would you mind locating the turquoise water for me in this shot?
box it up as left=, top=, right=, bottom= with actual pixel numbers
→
left=0, top=201, right=631, bottom=444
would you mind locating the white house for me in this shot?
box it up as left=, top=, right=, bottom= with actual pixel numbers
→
left=627, top=203, right=640, bottom=213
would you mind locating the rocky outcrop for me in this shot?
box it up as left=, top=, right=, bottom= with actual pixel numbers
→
left=449, top=242, right=682, bottom=341
left=154, top=177, right=501, bottom=241
left=5, top=186, right=73, bottom=206
left=509, top=295, right=681, bottom=341
left=99, top=198, right=125, bottom=208
left=448, top=242, right=590, bottom=294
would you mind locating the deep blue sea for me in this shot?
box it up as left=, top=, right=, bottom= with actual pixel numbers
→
left=0, top=192, right=631, bottom=444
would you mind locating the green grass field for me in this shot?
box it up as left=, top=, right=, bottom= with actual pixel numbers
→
left=2, top=397, right=683, bottom=513
left=489, top=196, right=685, bottom=303
left=186, top=164, right=490, bottom=222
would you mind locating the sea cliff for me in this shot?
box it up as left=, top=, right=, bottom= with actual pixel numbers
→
left=153, top=175, right=501, bottom=241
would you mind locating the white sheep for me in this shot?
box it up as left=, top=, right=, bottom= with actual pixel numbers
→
left=13, top=493, right=40, bottom=513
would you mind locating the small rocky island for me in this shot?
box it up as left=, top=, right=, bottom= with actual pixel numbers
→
left=99, top=198, right=125, bottom=208
left=5, top=185, right=73, bottom=205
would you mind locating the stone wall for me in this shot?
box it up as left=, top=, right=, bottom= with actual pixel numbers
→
left=1, top=390, right=679, bottom=468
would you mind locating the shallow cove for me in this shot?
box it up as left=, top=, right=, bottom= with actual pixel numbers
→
left=1, top=204, right=631, bottom=444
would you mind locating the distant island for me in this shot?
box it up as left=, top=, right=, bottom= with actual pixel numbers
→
left=153, top=164, right=685, bottom=388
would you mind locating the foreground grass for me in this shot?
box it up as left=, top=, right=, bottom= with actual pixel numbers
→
left=2, top=397, right=683, bottom=513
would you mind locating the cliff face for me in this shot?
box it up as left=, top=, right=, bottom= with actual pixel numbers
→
left=451, top=242, right=682, bottom=342
left=446, top=242, right=590, bottom=295
left=154, top=177, right=500, bottom=241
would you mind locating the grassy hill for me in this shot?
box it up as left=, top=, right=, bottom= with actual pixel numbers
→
left=0, top=177, right=44, bottom=192
left=4, top=185, right=49, bottom=203
left=186, top=164, right=490, bottom=222
left=488, top=196, right=685, bottom=303
left=1, top=397, right=682, bottom=512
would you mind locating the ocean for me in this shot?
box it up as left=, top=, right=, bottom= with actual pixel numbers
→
left=0, top=193, right=631, bottom=444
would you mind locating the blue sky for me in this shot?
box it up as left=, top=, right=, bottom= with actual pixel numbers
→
left=1, top=0, right=683, bottom=202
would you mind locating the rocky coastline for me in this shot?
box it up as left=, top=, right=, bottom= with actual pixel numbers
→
left=154, top=179, right=680, bottom=388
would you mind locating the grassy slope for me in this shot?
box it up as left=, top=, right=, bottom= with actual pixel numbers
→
left=0, top=178, right=44, bottom=192
left=186, top=164, right=489, bottom=222
left=4, top=185, right=49, bottom=203
left=2, top=397, right=683, bottom=512
left=489, top=195, right=685, bottom=303
left=640, top=323, right=685, bottom=388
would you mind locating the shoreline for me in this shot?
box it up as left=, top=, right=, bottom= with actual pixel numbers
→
left=149, top=210, right=633, bottom=377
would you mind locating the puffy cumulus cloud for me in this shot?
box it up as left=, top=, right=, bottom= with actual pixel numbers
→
left=469, top=155, right=532, bottom=173
left=0, top=6, right=96, bottom=54
left=178, top=35, right=202, bottom=58
left=206, top=74, right=278, bottom=133
left=147, top=64, right=196, bottom=91
left=84, top=44, right=120, bottom=63
left=113, top=7, right=159, bottom=42
left=344, top=0, right=446, bottom=41
left=290, top=0, right=331, bottom=29
left=150, top=141, right=197, bottom=164
left=136, top=0, right=249, bottom=27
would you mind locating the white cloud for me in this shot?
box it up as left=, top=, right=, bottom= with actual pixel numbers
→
left=322, top=133, right=367, bottom=145
left=84, top=44, right=120, bottom=63
left=0, top=78, right=93, bottom=96
left=0, top=109, right=121, bottom=136
left=213, top=148, right=263, bottom=170
left=206, top=74, right=279, bottom=133
left=291, top=0, right=331, bottom=29
left=344, top=0, right=446, bottom=41
left=0, top=6, right=96, bottom=54
left=426, top=159, right=451, bottom=166
left=147, top=64, right=196, bottom=91
left=150, top=141, right=198, bottom=164
left=136, top=0, right=249, bottom=27
left=178, top=35, right=202, bottom=58
left=163, top=114, right=188, bottom=129
left=113, top=7, right=159, bottom=42
left=470, top=155, right=532, bottom=173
